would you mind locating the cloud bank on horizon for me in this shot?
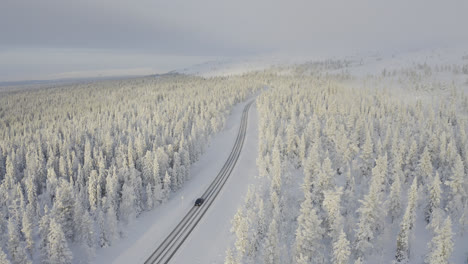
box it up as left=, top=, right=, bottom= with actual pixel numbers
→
left=1, top=0, right=467, bottom=81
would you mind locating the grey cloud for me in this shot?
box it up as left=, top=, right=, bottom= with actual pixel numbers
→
left=1, top=0, right=467, bottom=81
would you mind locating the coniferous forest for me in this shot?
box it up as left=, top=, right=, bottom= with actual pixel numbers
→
left=1, top=58, right=468, bottom=264
left=0, top=74, right=263, bottom=263
left=226, top=62, right=468, bottom=264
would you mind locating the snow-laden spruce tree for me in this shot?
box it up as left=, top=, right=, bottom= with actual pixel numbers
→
left=24, top=175, right=37, bottom=218
left=45, top=167, right=58, bottom=206
left=162, top=171, right=171, bottom=201
left=396, top=177, right=418, bottom=263
left=47, top=219, right=72, bottom=264
left=21, top=205, right=34, bottom=256
left=231, top=208, right=249, bottom=262
left=38, top=207, right=51, bottom=263
left=120, top=176, right=137, bottom=224
left=314, top=155, right=334, bottom=206
left=263, top=219, right=279, bottom=264
left=3, top=156, right=16, bottom=191
left=87, top=170, right=99, bottom=212
left=323, top=187, right=343, bottom=240
left=224, top=248, right=238, bottom=264
left=417, top=146, right=433, bottom=189
left=172, top=152, right=182, bottom=190
left=332, top=229, right=351, bottom=264
left=355, top=155, right=388, bottom=258
left=73, top=197, right=95, bottom=257
left=302, top=142, right=320, bottom=195
left=425, top=172, right=442, bottom=224
left=425, top=216, right=454, bottom=264
left=256, top=197, right=267, bottom=242
left=298, top=134, right=307, bottom=165
left=405, top=140, right=419, bottom=182
left=8, top=217, right=30, bottom=264
left=104, top=200, right=120, bottom=245
left=361, top=129, right=374, bottom=175
left=446, top=154, right=466, bottom=218
left=387, top=168, right=402, bottom=223
left=53, top=179, right=75, bottom=240
left=293, top=191, right=324, bottom=263
left=145, top=183, right=154, bottom=210
left=0, top=247, right=11, bottom=264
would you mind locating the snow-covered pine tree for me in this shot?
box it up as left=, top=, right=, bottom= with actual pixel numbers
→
left=361, top=129, right=374, bottom=174
left=21, top=205, right=34, bottom=256
left=298, top=134, right=307, bottom=165
left=73, top=198, right=95, bottom=258
left=255, top=197, right=267, bottom=243
left=332, top=229, right=351, bottom=264
left=263, top=219, right=279, bottom=264
left=224, top=248, right=237, bottom=264
left=45, top=167, right=58, bottom=206
left=105, top=166, right=119, bottom=210
left=355, top=156, right=388, bottom=258
left=417, top=146, right=433, bottom=188
left=87, top=170, right=99, bottom=212
left=38, top=208, right=51, bottom=263
left=388, top=169, right=402, bottom=223
left=323, top=187, right=343, bottom=240
left=105, top=200, right=120, bottom=245
left=47, top=219, right=72, bottom=264
left=53, top=179, right=75, bottom=240
left=293, top=191, right=324, bottom=263
left=314, top=156, right=334, bottom=206
left=395, top=177, right=418, bottom=262
left=120, top=177, right=137, bottom=224
left=96, top=208, right=108, bottom=248
left=446, top=154, right=466, bottom=217
left=7, top=217, right=30, bottom=264
left=142, top=151, right=153, bottom=185
left=0, top=247, right=11, bottom=264
left=153, top=153, right=160, bottom=184
left=233, top=210, right=249, bottom=262
left=404, top=140, right=418, bottom=181
left=172, top=152, right=182, bottom=190
left=4, top=156, right=16, bottom=191
left=425, top=172, right=442, bottom=224
left=162, top=171, right=171, bottom=201
left=425, top=216, right=454, bottom=264
left=302, top=141, right=320, bottom=195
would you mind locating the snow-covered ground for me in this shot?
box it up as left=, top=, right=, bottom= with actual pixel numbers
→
left=171, top=102, right=259, bottom=264
left=92, top=99, right=259, bottom=264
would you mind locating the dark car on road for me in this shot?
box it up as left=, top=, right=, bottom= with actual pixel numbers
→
left=195, top=198, right=205, bottom=206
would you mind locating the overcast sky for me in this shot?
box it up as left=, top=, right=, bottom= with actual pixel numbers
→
left=1, top=0, right=467, bottom=82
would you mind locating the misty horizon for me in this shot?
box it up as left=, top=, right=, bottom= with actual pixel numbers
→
left=1, top=0, right=467, bottom=82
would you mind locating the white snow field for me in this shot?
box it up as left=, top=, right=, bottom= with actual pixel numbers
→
left=92, top=99, right=259, bottom=264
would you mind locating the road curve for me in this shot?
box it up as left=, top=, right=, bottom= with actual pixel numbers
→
left=144, top=100, right=254, bottom=264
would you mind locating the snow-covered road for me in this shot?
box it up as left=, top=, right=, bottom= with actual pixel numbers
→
left=92, top=98, right=259, bottom=264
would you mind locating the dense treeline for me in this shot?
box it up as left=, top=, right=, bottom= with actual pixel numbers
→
left=227, top=72, right=468, bottom=263
left=0, top=74, right=263, bottom=263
